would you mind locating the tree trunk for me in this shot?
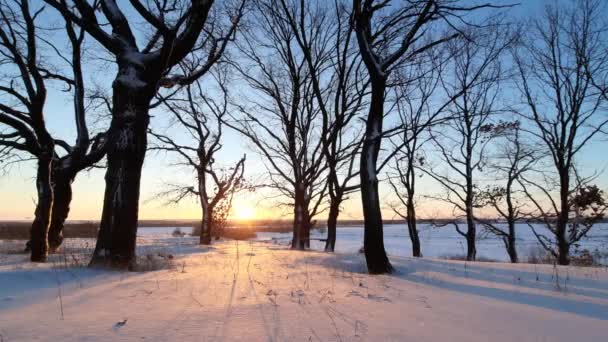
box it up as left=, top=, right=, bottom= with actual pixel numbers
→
left=303, top=205, right=311, bottom=248
left=506, top=220, right=518, bottom=263
left=47, top=172, right=75, bottom=252
left=406, top=199, right=421, bottom=257
left=199, top=168, right=212, bottom=245
left=556, top=237, right=570, bottom=265
left=556, top=170, right=570, bottom=265
left=504, top=182, right=518, bottom=263
left=30, top=150, right=54, bottom=262
left=465, top=214, right=476, bottom=261
left=324, top=199, right=340, bottom=252
left=90, top=67, right=155, bottom=268
left=292, top=183, right=306, bottom=250
left=360, top=79, right=392, bottom=274
left=200, top=205, right=212, bottom=245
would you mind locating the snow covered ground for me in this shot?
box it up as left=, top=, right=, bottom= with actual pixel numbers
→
left=143, top=223, right=608, bottom=263
left=1, top=233, right=607, bottom=341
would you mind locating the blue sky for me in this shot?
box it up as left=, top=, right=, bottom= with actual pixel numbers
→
left=2, top=0, right=607, bottom=221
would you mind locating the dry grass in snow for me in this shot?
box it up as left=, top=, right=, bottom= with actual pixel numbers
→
left=1, top=235, right=607, bottom=341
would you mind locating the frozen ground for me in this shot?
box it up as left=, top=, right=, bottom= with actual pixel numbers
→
left=1, top=234, right=607, bottom=341
left=143, top=223, right=608, bottom=263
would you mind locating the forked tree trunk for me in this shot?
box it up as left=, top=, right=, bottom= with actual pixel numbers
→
left=324, top=198, right=340, bottom=252
left=48, top=171, right=75, bottom=252
left=30, top=148, right=54, bottom=262
left=90, top=66, right=155, bottom=268
left=406, top=199, right=421, bottom=257
left=360, top=79, right=392, bottom=274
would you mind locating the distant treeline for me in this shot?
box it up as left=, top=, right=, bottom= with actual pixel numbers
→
left=4, top=217, right=605, bottom=241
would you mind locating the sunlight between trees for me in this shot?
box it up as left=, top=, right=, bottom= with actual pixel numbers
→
left=0, top=0, right=607, bottom=273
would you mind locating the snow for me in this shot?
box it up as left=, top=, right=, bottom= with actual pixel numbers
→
left=116, top=67, right=147, bottom=89
left=259, top=223, right=608, bottom=263
left=1, top=232, right=607, bottom=341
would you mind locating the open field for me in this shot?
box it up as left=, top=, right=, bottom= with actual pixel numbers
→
left=3, top=221, right=607, bottom=265
left=0, top=221, right=261, bottom=241
left=1, top=233, right=607, bottom=341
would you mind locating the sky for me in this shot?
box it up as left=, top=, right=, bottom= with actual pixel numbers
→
left=1, top=0, right=607, bottom=222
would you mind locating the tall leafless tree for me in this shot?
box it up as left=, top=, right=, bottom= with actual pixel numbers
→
left=424, top=25, right=510, bottom=261
left=44, top=0, right=245, bottom=268
left=0, top=1, right=106, bottom=261
left=475, top=121, right=536, bottom=263
left=351, top=0, right=506, bottom=273
left=0, top=0, right=54, bottom=262
left=276, top=0, right=367, bottom=252
left=387, top=53, right=458, bottom=258
left=46, top=13, right=108, bottom=253
left=514, top=0, right=608, bottom=265
left=513, top=0, right=608, bottom=265
left=227, top=0, right=327, bottom=249
left=150, top=69, right=246, bottom=245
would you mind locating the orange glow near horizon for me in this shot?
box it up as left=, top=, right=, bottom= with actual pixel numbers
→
left=233, top=205, right=256, bottom=221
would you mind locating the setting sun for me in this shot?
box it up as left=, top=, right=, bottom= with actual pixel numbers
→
left=233, top=205, right=255, bottom=220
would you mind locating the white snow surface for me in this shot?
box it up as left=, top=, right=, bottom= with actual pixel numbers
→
left=1, top=234, right=607, bottom=341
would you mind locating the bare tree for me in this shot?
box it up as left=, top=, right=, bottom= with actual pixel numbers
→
left=351, top=0, right=507, bottom=273
left=276, top=0, right=367, bottom=252
left=387, top=54, right=455, bottom=258
left=227, top=0, right=327, bottom=249
left=513, top=0, right=608, bottom=265
left=423, top=25, right=510, bottom=261
left=46, top=13, right=108, bottom=253
left=0, top=1, right=106, bottom=261
left=475, top=121, right=536, bottom=263
left=0, top=1, right=53, bottom=262
left=44, top=0, right=245, bottom=268
left=150, top=69, right=246, bottom=245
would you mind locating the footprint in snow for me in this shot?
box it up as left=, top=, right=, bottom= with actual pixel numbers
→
left=113, top=319, right=128, bottom=331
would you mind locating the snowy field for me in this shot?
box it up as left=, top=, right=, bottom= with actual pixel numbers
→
left=142, top=223, right=608, bottom=263
left=1, top=232, right=608, bottom=341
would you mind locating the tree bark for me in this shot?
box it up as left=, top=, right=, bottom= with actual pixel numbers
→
left=48, top=171, right=75, bottom=252
left=303, top=206, right=311, bottom=249
left=198, top=167, right=212, bottom=245
left=360, top=79, right=392, bottom=274
left=406, top=199, right=421, bottom=257
left=292, top=183, right=307, bottom=250
left=505, top=179, right=518, bottom=263
left=556, top=169, right=571, bottom=265
left=324, top=198, right=340, bottom=252
left=506, top=220, right=518, bottom=263
left=90, top=65, right=155, bottom=268
left=465, top=212, right=476, bottom=261
left=200, top=205, right=213, bottom=245
left=465, top=141, right=476, bottom=261
left=30, top=148, right=54, bottom=262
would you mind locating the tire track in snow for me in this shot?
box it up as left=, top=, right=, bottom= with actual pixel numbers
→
left=264, top=245, right=368, bottom=341
left=245, top=242, right=284, bottom=341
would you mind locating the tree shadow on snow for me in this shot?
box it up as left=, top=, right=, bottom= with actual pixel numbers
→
left=295, top=252, right=608, bottom=321
left=393, top=258, right=608, bottom=321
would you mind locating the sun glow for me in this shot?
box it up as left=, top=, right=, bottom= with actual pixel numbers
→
left=234, top=205, right=256, bottom=221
